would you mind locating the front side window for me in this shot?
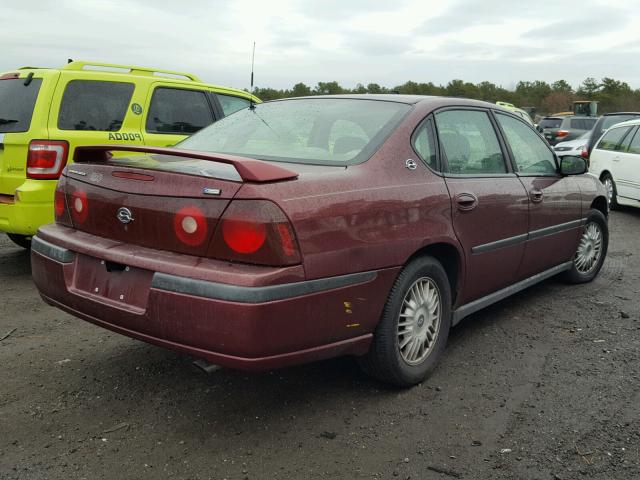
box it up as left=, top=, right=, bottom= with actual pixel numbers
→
left=146, top=88, right=213, bottom=134
left=58, top=80, right=134, bottom=131
left=176, top=98, right=410, bottom=165
left=596, top=126, right=633, bottom=151
left=435, top=110, right=507, bottom=174
left=0, top=78, right=43, bottom=133
left=496, top=113, right=556, bottom=174
left=217, top=94, right=251, bottom=116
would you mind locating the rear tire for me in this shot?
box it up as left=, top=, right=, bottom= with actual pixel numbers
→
left=601, top=173, right=618, bottom=210
left=6, top=234, right=31, bottom=250
left=358, top=256, right=452, bottom=387
left=564, top=209, right=608, bottom=284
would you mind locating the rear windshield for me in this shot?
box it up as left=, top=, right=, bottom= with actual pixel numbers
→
left=0, top=77, right=43, bottom=133
left=569, top=118, right=597, bottom=130
left=538, top=118, right=562, bottom=129
left=176, top=98, right=411, bottom=165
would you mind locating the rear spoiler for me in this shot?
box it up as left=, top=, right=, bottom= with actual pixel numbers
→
left=73, top=145, right=298, bottom=183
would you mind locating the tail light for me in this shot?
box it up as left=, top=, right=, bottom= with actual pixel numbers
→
left=580, top=146, right=589, bottom=159
left=70, top=189, right=89, bottom=224
left=555, top=130, right=569, bottom=139
left=208, top=200, right=301, bottom=266
left=27, top=140, right=69, bottom=179
left=54, top=177, right=72, bottom=227
left=173, top=205, right=208, bottom=247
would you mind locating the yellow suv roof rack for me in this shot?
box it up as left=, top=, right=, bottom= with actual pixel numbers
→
left=62, top=60, right=202, bottom=83
left=496, top=101, right=516, bottom=109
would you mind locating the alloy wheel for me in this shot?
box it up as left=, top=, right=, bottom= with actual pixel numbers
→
left=397, top=277, right=441, bottom=365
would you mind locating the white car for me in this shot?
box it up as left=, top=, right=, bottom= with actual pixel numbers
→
left=553, top=131, right=591, bottom=158
left=589, top=119, right=640, bottom=209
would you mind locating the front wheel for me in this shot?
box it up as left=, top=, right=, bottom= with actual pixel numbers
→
left=358, top=256, right=452, bottom=387
left=564, top=209, right=608, bottom=284
left=601, top=173, right=618, bottom=210
left=6, top=233, right=31, bottom=250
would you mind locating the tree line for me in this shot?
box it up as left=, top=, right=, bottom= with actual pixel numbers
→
left=252, top=77, right=640, bottom=117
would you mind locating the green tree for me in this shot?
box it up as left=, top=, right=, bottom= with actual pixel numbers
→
left=290, top=82, right=311, bottom=97
left=551, top=80, right=573, bottom=93
left=314, top=81, right=344, bottom=95
left=577, top=77, right=600, bottom=98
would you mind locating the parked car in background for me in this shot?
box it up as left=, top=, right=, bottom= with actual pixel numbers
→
left=553, top=131, right=591, bottom=158
left=495, top=101, right=534, bottom=126
left=585, top=112, right=640, bottom=158
left=0, top=60, right=260, bottom=249
left=31, top=95, right=609, bottom=387
left=537, top=115, right=597, bottom=145
left=589, top=118, right=640, bottom=209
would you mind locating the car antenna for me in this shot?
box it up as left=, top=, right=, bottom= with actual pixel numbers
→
left=249, top=42, right=256, bottom=110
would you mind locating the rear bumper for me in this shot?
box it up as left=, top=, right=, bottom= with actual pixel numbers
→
left=0, top=180, right=55, bottom=235
left=31, top=229, right=398, bottom=370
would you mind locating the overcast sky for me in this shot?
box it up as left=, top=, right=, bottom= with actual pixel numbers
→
left=2, top=0, right=639, bottom=91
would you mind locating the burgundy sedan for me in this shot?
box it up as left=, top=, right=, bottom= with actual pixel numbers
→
left=31, top=96, right=609, bottom=386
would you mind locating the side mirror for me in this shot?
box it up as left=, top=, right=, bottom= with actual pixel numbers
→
left=560, top=155, right=588, bottom=176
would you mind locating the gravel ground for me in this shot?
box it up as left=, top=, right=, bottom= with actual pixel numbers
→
left=1, top=209, right=639, bottom=480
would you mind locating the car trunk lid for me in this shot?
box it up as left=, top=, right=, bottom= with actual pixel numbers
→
left=60, top=147, right=299, bottom=257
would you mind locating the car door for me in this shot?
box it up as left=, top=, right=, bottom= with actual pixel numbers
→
left=494, top=111, right=583, bottom=278
left=434, top=108, right=529, bottom=304
left=613, top=126, right=640, bottom=201
left=143, top=84, right=217, bottom=147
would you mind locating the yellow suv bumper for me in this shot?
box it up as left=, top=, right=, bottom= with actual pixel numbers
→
left=0, top=180, right=55, bottom=236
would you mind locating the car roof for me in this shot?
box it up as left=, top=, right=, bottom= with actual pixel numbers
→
left=7, top=60, right=257, bottom=101
left=604, top=118, right=640, bottom=129
left=269, top=94, right=504, bottom=109
left=602, top=112, right=640, bottom=116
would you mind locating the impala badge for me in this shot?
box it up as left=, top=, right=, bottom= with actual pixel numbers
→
left=116, top=207, right=134, bottom=224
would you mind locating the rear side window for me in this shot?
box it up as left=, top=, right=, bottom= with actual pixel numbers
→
left=596, top=126, right=633, bottom=151
left=435, top=110, right=507, bottom=174
left=217, top=94, right=251, bottom=116
left=569, top=118, right=596, bottom=130
left=412, top=118, right=437, bottom=168
left=0, top=78, right=43, bottom=133
left=146, top=87, right=213, bottom=134
left=58, top=80, right=134, bottom=131
left=628, top=129, right=640, bottom=155
left=496, top=113, right=556, bottom=174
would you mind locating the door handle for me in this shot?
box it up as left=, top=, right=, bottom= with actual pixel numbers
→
left=530, top=189, right=544, bottom=203
left=455, top=192, right=478, bottom=211
left=612, top=156, right=621, bottom=162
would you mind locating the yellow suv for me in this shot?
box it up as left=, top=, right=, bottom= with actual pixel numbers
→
left=0, top=60, right=260, bottom=248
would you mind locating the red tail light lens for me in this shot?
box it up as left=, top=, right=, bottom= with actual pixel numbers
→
left=70, top=190, right=89, bottom=224
left=222, top=219, right=267, bottom=254
left=555, top=130, right=569, bottom=138
left=27, top=140, right=69, bottom=179
left=173, top=206, right=208, bottom=246
left=54, top=189, right=66, bottom=217
left=580, top=147, right=589, bottom=159
left=210, top=200, right=301, bottom=266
